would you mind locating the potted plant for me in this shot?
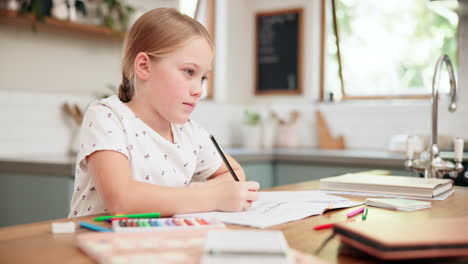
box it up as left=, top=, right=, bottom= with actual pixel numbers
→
left=99, top=0, right=135, bottom=31
left=18, top=0, right=53, bottom=23
left=274, top=111, right=301, bottom=148
left=242, top=110, right=262, bottom=149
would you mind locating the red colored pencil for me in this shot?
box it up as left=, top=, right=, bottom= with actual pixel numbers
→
left=313, top=219, right=356, bottom=230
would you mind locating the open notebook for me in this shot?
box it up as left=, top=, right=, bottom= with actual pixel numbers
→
left=175, top=191, right=362, bottom=228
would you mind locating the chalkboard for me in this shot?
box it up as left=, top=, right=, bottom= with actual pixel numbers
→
left=255, top=8, right=303, bottom=95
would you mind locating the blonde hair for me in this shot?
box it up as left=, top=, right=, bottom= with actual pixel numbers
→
left=118, top=8, right=214, bottom=102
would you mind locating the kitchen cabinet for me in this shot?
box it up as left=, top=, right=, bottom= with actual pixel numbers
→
left=240, top=161, right=413, bottom=187
left=242, top=162, right=274, bottom=189
left=275, top=163, right=362, bottom=186
left=0, top=173, right=74, bottom=227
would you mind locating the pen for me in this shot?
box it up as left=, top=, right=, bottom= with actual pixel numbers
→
left=79, top=221, right=112, bottom=232
left=94, top=212, right=161, bottom=222
left=314, top=219, right=356, bottom=230
left=209, top=135, right=240, bottom=181
left=362, top=207, right=368, bottom=220
left=346, top=206, right=365, bottom=218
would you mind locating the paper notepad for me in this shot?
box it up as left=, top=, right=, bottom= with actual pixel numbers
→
left=176, top=191, right=362, bottom=228
left=365, top=198, right=431, bottom=211
left=202, top=230, right=292, bottom=264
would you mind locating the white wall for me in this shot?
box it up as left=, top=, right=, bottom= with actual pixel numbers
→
left=1, top=0, right=467, bottom=157
left=211, top=0, right=324, bottom=147
left=0, top=0, right=195, bottom=156
left=213, top=0, right=468, bottom=150
left=213, top=0, right=250, bottom=104
left=0, top=0, right=177, bottom=95
left=214, top=0, right=322, bottom=104
left=0, top=91, right=93, bottom=156
left=0, top=25, right=122, bottom=95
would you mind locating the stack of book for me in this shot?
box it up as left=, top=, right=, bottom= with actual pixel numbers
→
left=320, top=174, right=454, bottom=199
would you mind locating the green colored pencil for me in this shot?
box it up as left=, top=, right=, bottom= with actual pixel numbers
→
left=94, top=212, right=161, bottom=222
left=362, top=208, right=368, bottom=220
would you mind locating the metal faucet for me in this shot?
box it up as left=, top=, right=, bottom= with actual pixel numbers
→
left=405, top=55, right=464, bottom=178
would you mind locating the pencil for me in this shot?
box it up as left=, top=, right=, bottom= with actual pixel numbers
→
left=79, top=221, right=112, bottom=232
left=209, top=135, right=240, bottom=181
left=313, top=219, right=356, bottom=230
left=362, top=208, right=368, bottom=220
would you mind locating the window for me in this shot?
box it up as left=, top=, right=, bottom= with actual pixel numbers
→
left=179, top=0, right=215, bottom=99
left=323, top=0, right=458, bottom=101
left=179, top=0, right=198, bottom=17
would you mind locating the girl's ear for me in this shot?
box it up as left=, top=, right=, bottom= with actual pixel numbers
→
left=134, top=52, right=151, bottom=81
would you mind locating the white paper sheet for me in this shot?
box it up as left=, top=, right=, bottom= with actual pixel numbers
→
left=258, top=190, right=349, bottom=202
left=202, top=230, right=292, bottom=264
left=176, top=191, right=362, bottom=228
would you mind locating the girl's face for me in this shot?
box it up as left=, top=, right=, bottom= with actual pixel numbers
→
left=143, top=37, right=212, bottom=124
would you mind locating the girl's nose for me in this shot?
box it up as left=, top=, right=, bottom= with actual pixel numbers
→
left=190, top=83, right=203, bottom=98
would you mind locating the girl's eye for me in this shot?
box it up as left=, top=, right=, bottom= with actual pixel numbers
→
left=201, top=76, right=208, bottom=83
left=184, top=69, right=195, bottom=76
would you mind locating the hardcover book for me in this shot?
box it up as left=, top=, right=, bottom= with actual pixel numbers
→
left=334, top=217, right=468, bottom=260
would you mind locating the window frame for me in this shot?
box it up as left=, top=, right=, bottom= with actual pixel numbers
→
left=195, top=0, right=216, bottom=100
left=320, top=0, right=454, bottom=102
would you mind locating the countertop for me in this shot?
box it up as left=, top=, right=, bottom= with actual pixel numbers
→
left=228, top=148, right=408, bottom=167
left=1, top=148, right=466, bottom=178
left=0, top=153, right=76, bottom=177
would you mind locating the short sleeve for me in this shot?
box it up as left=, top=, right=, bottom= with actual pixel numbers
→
left=76, top=103, right=129, bottom=169
left=190, top=121, right=222, bottom=181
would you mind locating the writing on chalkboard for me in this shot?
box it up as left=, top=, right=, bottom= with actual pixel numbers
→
left=255, top=9, right=303, bottom=95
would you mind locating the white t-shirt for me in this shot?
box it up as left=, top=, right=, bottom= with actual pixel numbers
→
left=69, top=95, right=222, bottom=217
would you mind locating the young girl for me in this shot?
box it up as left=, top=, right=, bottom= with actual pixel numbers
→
left=69, top=8, right=259, bottom=217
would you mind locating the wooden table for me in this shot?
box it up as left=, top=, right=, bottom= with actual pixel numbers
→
left=1, top=180, right=467, bottom=264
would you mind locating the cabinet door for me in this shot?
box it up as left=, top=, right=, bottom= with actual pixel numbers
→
left=241, top=162, right=274, bottom=189
left=0, top=173, right=74, bottom=227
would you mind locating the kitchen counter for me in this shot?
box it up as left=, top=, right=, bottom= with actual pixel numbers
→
left=1, top=148, right=466, bottom=178
left=0, top=154, right=75, bottom=177
left=229, top=148, right=408, bottom=167
left=229, top=147, right=468, bottom=166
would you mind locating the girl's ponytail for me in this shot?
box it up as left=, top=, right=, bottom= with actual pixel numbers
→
left=118, top=73, right=134, bottom=102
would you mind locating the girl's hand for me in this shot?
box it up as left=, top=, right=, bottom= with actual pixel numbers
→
left=210, top=181, right=260, bottom=212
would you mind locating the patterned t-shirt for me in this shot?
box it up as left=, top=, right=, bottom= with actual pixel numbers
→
left=69, top=95, right=222, bottom=217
